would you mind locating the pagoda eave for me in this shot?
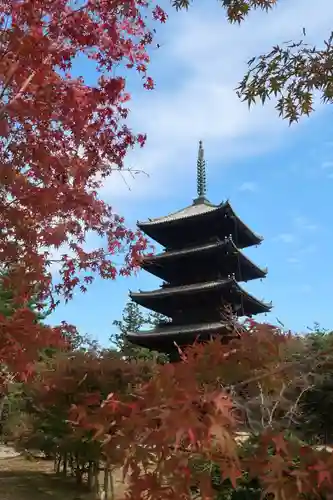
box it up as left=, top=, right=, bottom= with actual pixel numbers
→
left=130, top=279, right=272, bottom=318
left=224, top=201, right=263, bottom=248
left=141, top=238, right=267, bottom=283
left=138, top=200, right=262, bottom=250
left=127, top=320, right=238, bottom=353
left=141, top=261, right=266, bottom=284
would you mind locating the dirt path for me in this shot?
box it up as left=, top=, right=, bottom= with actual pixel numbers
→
left=0, top=457, right=81, bottom=500
left=0, top=455, right=127, bottom=500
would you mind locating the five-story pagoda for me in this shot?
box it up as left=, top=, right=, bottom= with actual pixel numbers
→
left=126, top=142, right=271, bottom=358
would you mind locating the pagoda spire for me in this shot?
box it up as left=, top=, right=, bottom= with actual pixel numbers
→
left=196, top=140, right=207, bottom=200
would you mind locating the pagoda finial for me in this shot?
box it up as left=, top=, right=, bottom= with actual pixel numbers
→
left=196, top=140, right=207, bottom=198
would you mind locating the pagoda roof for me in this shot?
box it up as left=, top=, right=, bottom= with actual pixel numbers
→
left=126, top=320, right=236, bottom=352
left=141, top=237, right=267, bottom=283
left=137, top=199, right=262, bottom=249
left=141, top=198, right=217, bottom=225
left=130, top=278, right=272, bottom=318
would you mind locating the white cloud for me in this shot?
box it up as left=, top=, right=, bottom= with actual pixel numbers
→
left=321, top=161, right=333, bottom=169
left=101, top=0, right=332, bottom=205
left=238, top=181, right=258, bottom=192
left=274, top=233, right=295, bottom=244
left=293, top=216, right=318, bottom=232
left=287, top=257, right=300, bottom=264
left=298, top=284, right=312, bottom=294
left=286, top=242, right=317, bottom=264
left=299, top=244, right=317, bottom=255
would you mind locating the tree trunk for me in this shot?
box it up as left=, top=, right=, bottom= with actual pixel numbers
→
left=103, top=463, right=109, bottom=499
left=109, top=468, right=115, bottom=500
left=55, top=453, right=61, bottom=474
left=85, top=461, right=90, bottom=489
left=0, top=396, right=8, bottom=441
left=62, top=452, right=67, bottom=476
left=93, top=461, right=100, bottom=499
left=75, top=453, right=82, bottom=485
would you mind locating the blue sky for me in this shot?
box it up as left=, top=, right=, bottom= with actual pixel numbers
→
left=49, top=0, right=333, bottom=345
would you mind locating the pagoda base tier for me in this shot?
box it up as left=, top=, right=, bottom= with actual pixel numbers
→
left=127, top=320, right=240, bottom=357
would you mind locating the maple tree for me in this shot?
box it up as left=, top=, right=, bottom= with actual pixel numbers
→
left=1, top=323, right=99, bottom=442
left=0, top=0, right=167, bottom=383
left=173, top=0, right=331, bottom=124
left=61, top=322, right=332, bottom=500
left=236, top=30, right=333, bottom=123
left=2, top=2, right=333, bottom=499
left=172, top=0, right=276, bottom=20
left=0, top=269, right=48, bottom=321
left=0, top=269, right=49, bottom=435
left=6, top=321, right=332, bottom=499
left=230, top=2, right=333, bottom=123
left=10, top=348, right=153, bottom=492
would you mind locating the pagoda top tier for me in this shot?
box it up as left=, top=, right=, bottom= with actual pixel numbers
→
left=138, top=142, right=262, bottom=250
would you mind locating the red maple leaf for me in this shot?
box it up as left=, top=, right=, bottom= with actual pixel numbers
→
left=309, top=460, right=332, bottom=486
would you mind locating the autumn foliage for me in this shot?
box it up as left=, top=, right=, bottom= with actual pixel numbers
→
left=7, top=322, right=331, bottom=500
left=0, top=0, right=167, bottom=379
left=12, top=350, right=152, bottom=490
left=2, top=1, right=333, bottom=499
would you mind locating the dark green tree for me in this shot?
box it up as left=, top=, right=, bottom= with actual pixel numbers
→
left=111, top=301, right=169, bottom=363
left=112, top=301, right=147, bottom=340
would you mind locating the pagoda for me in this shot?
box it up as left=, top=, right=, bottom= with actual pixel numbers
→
left=126, top=142, right=271, bottom=359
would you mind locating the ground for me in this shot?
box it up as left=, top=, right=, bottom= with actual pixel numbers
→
left=0, top=447, right=126, bottom=500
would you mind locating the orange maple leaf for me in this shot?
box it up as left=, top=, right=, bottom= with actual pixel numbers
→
left=272, top=433, right=288, bottom=454
left=221, top=463, right=242, bottom=488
